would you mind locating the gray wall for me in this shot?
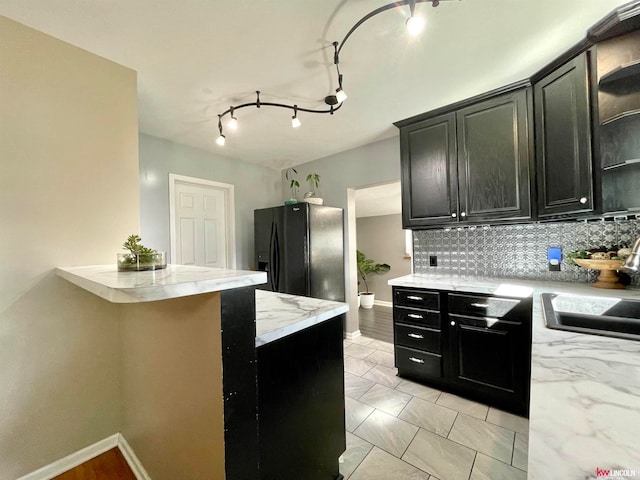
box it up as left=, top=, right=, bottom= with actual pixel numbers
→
left=139, top=133, right=282, bottom=269
left=356, top=214, right=411, bottom=303
left=280, top=136, right=400, bottom=208
left=283, top=136, right=402, bottom=332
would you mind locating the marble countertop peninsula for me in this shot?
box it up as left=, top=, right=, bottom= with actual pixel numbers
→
left=389, top=273, right=640, bottom=479
left=255, top=290, right=348, bottom=347
left=56, top=264, right=267, bottom=303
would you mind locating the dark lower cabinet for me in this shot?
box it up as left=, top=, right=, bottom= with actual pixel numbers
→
left=449, top=314, right=531, bottom=414
left=257, top=315, right=346, bottom=480
left=393, top=287, right=532, bottom=416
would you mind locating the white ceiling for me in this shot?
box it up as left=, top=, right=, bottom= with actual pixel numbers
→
left=0, top=0, right=630, bottom=170
left=355, top=182, right=401, bottom=218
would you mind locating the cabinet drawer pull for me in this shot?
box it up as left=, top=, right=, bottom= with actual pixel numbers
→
left=406, top=295, right=423, bottom=301
left=450, top=321, right=456, bottom=326
left=407, top=313, right=423, bottom=319
left=460, top=211, right=467, bottom=217
left=471, top=302, right=490, bottom=308
left=407, top=333, right=424, bottom=339
left=451, top=212, right=457, bottom=218
left=408, top=356, right=425, bottom=364
left=579, top=197, right=588, bottom=204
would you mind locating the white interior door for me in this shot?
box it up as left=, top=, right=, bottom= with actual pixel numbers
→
left=170, top=175, right=235, bottom=269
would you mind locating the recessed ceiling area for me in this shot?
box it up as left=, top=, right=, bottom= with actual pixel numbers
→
left=355, top=182, right=402, bottom=218
left=0, top=0, right=630, bottom=169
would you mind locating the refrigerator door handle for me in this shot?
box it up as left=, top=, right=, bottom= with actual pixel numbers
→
left=272, top=222, right=280, bottom=291
left=269, top=223, right=280, bottom=292
left=268, top=221, right=276, bottom=290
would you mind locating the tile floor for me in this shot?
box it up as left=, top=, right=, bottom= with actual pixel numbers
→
left=340, top=335, right=529, bottom=480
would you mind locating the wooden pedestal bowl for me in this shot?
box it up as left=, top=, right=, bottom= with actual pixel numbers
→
left=573, top=258, right=625, bottom=289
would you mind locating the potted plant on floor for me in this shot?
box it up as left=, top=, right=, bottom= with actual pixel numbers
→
left=357, top=250, right=390, bottom=309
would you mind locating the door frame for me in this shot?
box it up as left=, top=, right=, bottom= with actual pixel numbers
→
left=169, top=173, right=236, bottom=269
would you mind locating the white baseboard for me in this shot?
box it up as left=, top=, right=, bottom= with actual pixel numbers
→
left=17, top=433, right=151, bottom=480
left=374, top=300, right=393, bottom=308
left=117, top=434, right=151, bottom=480
left=17, top=434, right=119, bottom=480
left=345, top=330, right=361, bottom=340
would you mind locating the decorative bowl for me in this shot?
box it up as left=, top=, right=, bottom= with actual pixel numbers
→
left=117, top=252, right=167, bottom=272
left=573, top=258, right=625, bottom=289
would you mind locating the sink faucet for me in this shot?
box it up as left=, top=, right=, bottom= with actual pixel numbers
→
left=622, top=237, right=640, bottom=274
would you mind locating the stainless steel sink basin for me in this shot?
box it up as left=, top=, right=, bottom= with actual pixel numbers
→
left=542, top=293, right=640, bottom=341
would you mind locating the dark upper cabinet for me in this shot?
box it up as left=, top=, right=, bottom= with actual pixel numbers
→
left=400, top=113, right=458, bottom=227
left=398, top=86, right=533, bottom=228
left=534, top=52, right=595, bottom=217
left=456, top=89, right=532, bottom=223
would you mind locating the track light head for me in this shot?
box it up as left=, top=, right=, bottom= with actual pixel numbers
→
left=335, top=88, right=348, bottom=103
left=216, top=134, right=226, bottom=146
left=406, top=15, right=425, bottom=35
left=228, top=107, right=238, bottom=130
left=292, top=105, right=301, bottom=128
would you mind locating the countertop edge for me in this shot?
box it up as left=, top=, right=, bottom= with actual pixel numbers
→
left=56, top=265, right=268, bottom=303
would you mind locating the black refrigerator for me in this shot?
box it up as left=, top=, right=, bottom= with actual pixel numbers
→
left=254, top=203, right=344, bottom=301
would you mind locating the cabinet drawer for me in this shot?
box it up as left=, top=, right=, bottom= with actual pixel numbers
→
left=396, top=346, right=442, bottom=379
left=394, top=288, right=440, bottom=310
left=393, top=307, right=440, bottom=328
left=395, top=324, right=441, bottom=353
left=448, top=293, right=531, bottom=321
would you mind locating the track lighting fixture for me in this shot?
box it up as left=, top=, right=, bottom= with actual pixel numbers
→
left=292, top=106, right=301, bottom=128
left=214, top=0, right=454, bottom=146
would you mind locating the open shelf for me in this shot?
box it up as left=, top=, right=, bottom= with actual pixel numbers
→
left=599, top=59, right=640, bottom=86
left=602, top=158, right=640, bottom=170
left=601, top=108, right=640, bottom=125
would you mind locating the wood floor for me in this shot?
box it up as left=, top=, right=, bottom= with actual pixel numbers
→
left=358, top=304, right=393, bottom=343
left=52, top=448, right=136, bottom=480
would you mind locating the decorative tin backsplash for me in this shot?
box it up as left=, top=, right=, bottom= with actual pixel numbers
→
left=413, top=219, right=640, bottom=286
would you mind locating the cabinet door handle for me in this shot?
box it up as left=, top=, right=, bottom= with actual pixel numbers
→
left=460, top=211, right=467, bottom=217
left=407, top=313, right=423, bottom=319
left=406, top=295, right=423, bottom=301
left=471, top=303, right=490, bottom=308
left=451, top=212, right=457, bottom=218
left=408, top=357, right=425, bottom=364
left=579, top=197, right=588, bottom=204
left=450, top=321, right=456, bottom=326
left=407, top=333, right=424, bottom=339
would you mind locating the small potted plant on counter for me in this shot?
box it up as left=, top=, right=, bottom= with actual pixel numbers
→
left=117, top=234, right=167, bottom=271
left=357, top=250, right=390, bottom=309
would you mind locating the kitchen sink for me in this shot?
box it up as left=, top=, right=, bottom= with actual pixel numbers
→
left=542, top=293, right=640, bottom=341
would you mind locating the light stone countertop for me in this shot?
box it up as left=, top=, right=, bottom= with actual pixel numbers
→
left=56, top=264, right=267, bottom=303
left=389, top=273, right=640, bottom=479
left=255, top=290, right=348, bottom=347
